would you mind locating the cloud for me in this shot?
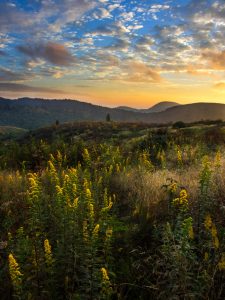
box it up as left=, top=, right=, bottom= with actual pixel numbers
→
left=120, top=12, right=134, bottom=21
left=2, top=0, right=225, bottom=93
left=186, top=66, right=214, bottom=77
left=150, top=4, right=170, bottom=13
left=121, top=60, right=162, bottom=83
left=108, top=4, right=121, bottom=12
left=46, top=0, right=95, bottom=32
left=0, top=82, right=64, bottom=94
left=214, top=82, right=225, bottom=89
left=0, top=3, right=33, bottom=33
left=92, top=51, right=120, bottom=66
left=0, top=33, right=13, bottom=48
left=91, top=24, right=114, bottom=36
left=0, top=67, right=31, bottom=81
left=0, top=0, right=95, bottom=38
left=90, top=21, right=130, bottom=37
left=127, top=24, right=143, bottom=31
left=17, top=42, right=76, bottom=66
left=134, top=35, right=154, bottom=52
left=105, top=38, right=130, bottom=50
left=202, top=50, right=225, bottom=70
left=93, top=8, right=112, bottom=19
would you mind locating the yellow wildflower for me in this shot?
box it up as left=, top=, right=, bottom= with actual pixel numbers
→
left=180, top=189, right=188, bottom=202
left=101, top=267, right=110, bottom=282
left=83, top=178, right=89, bottom=190
left=83, top=148, right=91, bottom=166
left=89, top=203, right=94, bottom=221
left=67, top=197, right=79, bottom=209
left=204, top=252, right=209, bottom=261
left=86, top=188, right=92, bottom=199
left=215, top=150, right=221, bottom=168
left=214, top=236, right=219, bottom=249
left=44, top=239, right=53, bottom=266
left=101, top=201, right=113, bottom=213
left=172, top=189, right=188, bottom=210
left=139, top=151, right=152, bottom=170
left=170, top=182, right=177, bottom=193
left=211, top=224, right=217, bottom=238
left=73, top=197, right=79, bottom=208
left=48, top=160, right=59, bottom=183
left=188, top=226, right=194, bottom=240
left=56, top=185, right=63, bottom=195
left=106, top=227, right=113, bottom=240
left=8, top=254, right=23, bottom=288
left=208, top=223, right=219, bottom=249
left=92, top=224, right=100, bottom=238
left=177, top=147, right=182, bottom=165
left=8, top=232, right=12, bottom=241
left=100, top=267, right=112, bottom=296
left=204, top=215, right=212, bottom=231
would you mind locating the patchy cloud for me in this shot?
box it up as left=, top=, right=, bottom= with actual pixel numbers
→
left=93, top=7, right=112, bottom=19
left=202, top=50, right=225, bottom=70
left=121, top=60, right=162, bottom=83
left=17, top=42, right=76, bottom=66
left=0, top=82, right=65, bottom=94
left=214, top=82, right=225, bottom=89
left=105, top=38, right=130, bottom=50
left=0, top=67, right=31, bottom=82
left=1, top=0, right=225, bottom=100
left=150, top=4, right=170, bottom=13
left=0, top=1, right=95, bottom=34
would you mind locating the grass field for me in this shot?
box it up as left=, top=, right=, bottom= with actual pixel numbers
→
left=0, top=121, right=225, bottom=299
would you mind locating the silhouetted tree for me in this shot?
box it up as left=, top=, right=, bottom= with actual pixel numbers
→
left=106, top=113, right=111, bottom=122
left=172, top=121, right=186, bottom=129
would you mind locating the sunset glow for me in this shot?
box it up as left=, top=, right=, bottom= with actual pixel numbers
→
left=0, top=0, right=225, bottom=107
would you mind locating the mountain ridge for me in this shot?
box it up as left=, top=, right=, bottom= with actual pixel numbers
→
left=0, top=97, right=225, bottom=129
left=117, top=101, right=180, bottom=113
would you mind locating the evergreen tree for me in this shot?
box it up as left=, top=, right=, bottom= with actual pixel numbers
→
left=106, top=113, right=111, bottom=122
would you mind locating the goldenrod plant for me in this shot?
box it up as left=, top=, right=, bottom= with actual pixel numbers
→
left=0, top=122, right=225, bottom=299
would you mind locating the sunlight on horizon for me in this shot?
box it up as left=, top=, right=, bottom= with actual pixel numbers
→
left=0, top=0, right=225, bottom=106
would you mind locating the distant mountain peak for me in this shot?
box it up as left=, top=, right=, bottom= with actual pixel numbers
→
left=0, top=97, right=224, bottom=129
left=116, top=101, right=180, bottom=113
left=116, top=106, right=140, bottom=112
left=148, top=101, right=180, bottom=113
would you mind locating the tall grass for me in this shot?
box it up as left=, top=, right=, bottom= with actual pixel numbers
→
left=0, top=124, right=225, bottom=299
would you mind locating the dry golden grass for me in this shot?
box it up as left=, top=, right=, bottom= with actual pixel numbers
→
left=115, top=152, right=225, bottom=222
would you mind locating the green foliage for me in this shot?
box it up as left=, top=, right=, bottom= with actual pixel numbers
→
left=0, top=122, right=225, bottom=299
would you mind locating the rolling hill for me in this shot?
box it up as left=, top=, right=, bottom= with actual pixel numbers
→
left=117, top=101, right=180, bottom=113
left=0, top=97, right=225, bottom=129
left=146, top=101, right=180, bottom=113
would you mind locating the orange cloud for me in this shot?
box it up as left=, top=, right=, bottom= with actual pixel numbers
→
left=186, top=65, right=213, bottom=76
left=214, top=82, right=225, bottom=89
left=202, top=50, right=225, bottom=70
left=121, top=60, right=162, bottom=83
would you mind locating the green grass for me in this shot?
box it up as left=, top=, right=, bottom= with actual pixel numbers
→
left=0, top=126, right=27, bottom=140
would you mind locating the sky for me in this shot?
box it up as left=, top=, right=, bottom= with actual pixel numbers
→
left=0, top=0, right=225, bottom=107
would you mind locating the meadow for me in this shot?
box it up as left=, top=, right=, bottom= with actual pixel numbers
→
left=1, top=121, right=225, bottom=299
